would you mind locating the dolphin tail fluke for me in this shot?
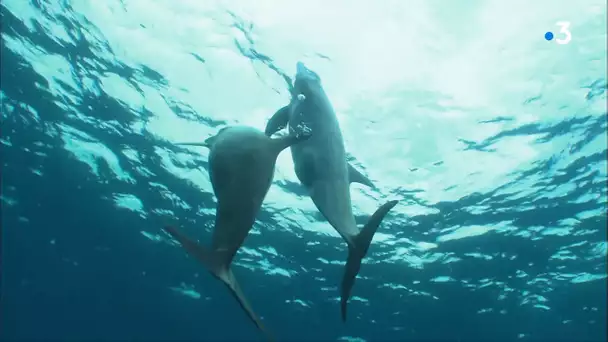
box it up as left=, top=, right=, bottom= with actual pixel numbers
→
left=218, top=268, right=276, bottom=342
left=163, top=226, right=274, bottom=341
left=163, top=225, right=220, bottom=272
left=340, top=199, right=399, bottom=322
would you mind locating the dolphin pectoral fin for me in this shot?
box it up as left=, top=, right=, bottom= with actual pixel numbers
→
left=347, top=163, right=375, bottom=189
left=271, top=130, right=312, bottom=153
left=265, top=106, right=290, bottom=137
left=203, top=135, right=218, bottom=147
left=340, top=200, right=399, bottom=322
left=163, top=226, right=274, bottom=341
left=175, top=141, right=211, bottom=148
left=175, top=133, right=219, bottom=149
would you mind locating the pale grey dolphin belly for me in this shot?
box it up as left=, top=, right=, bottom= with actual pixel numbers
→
left=265, top=61, right=398, bottom=322
left=287, top=98, right=361, bottom=241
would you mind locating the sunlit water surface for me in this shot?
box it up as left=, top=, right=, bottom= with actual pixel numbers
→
left=1, top=0, right=606, bottom=341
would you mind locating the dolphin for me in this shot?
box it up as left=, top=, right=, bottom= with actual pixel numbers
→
left=163, top=125, right=311, bottom=341
left=265, top=62, right=399, bottom=322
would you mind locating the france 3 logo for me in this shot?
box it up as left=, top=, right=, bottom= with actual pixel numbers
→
left=544, top=22, right=572, bottom=45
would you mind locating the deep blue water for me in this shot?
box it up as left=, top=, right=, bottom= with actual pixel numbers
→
left=1, top=0, right=607, bottom=341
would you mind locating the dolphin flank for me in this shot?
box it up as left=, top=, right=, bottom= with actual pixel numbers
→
left=265, top=62, right=398, bottom=321
left=164, top=125, right=311, bottom=341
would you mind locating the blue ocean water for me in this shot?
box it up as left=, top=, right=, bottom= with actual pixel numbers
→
left=1, top=0, right=607, bottom=341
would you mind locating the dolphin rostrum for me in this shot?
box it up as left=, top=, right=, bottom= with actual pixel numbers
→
left=265, top=62, right=399, bottom=322
left=163, top=125, right=311, bottom=340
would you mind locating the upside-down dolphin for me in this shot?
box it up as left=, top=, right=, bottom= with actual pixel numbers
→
left=265, top=62, right=399, bottom=321
left=163, top=126, right=311, bottom=341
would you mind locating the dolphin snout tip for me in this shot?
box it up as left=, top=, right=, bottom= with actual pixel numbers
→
left=296, top=61, right=307, bottom=74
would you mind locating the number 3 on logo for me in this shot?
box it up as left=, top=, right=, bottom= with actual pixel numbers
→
left=555, top=21, right=572, bottom=45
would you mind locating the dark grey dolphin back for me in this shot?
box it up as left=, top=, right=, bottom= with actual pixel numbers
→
left=165, top=125, right=312, bottom=341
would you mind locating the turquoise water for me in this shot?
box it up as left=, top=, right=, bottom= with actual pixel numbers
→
left=1, top=0, right=607, bottom=341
